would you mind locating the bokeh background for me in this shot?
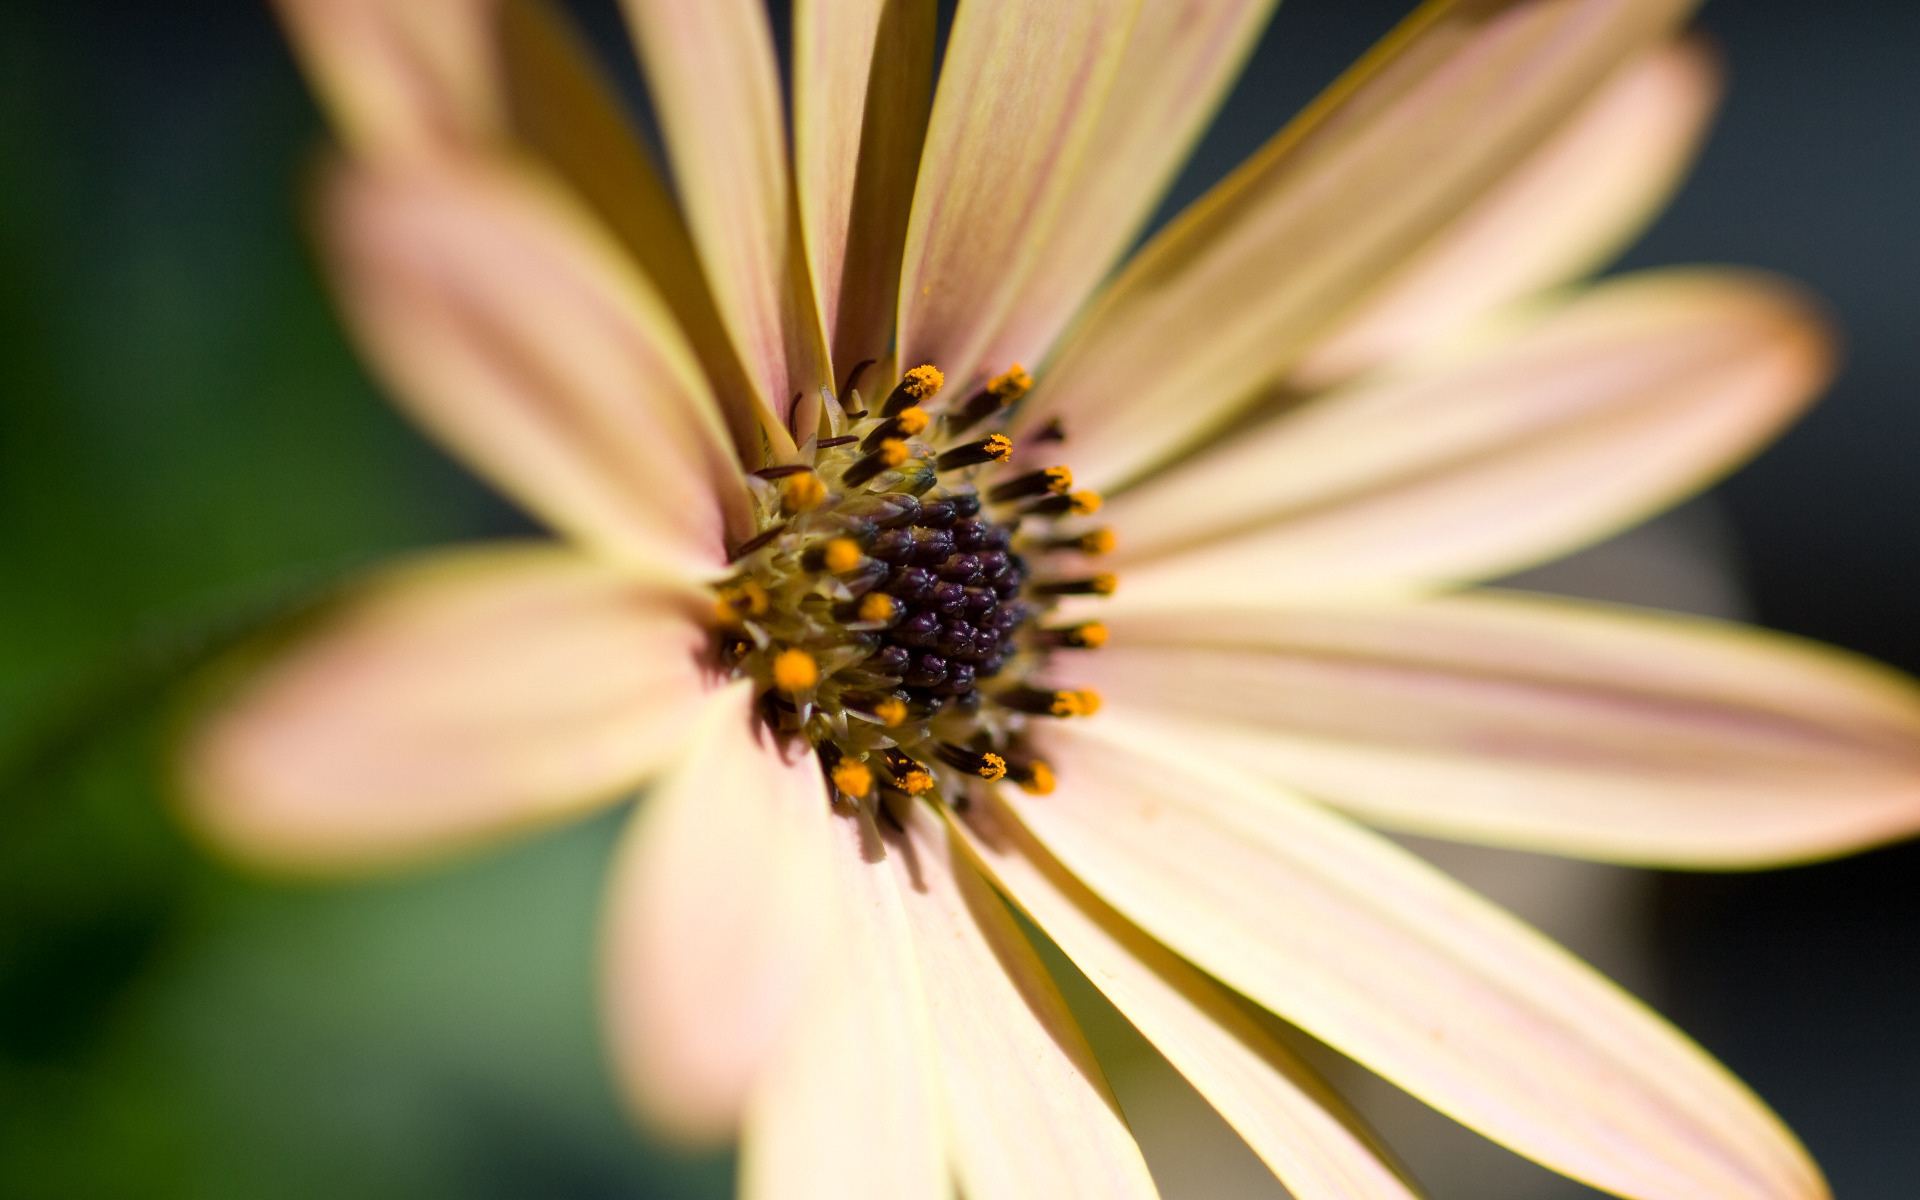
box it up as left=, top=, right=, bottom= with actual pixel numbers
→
left=2, top=0, right=1916, bottom=1197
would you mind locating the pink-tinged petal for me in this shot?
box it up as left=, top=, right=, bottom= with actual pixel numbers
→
left=1099, top=269, right=1832, bottom=607
left=322, top=157, right=752, bottom=577
left=976, top=0, right=1281, bottom=375
left=890, top=802, right=1160, bottom=1200
left=952, top=800, right=1423, bottom=1200
left=602, top=683, right=835, bottom=1147
left=896, top=0, right=1144, bottom=392
left=1070, top=593, right=1920, bottom=868
left=179, top=544, right=714, bottom=872
left=1293, top=38, right=1720, bottom=388
left=620, top=0, right=830, bottom=432
left=741, top=806, right=949, bottom=1200
left=1013, top=719, right=1827, bottom=1200
left=793, top=0, right=936, bottom=376
left=1016, top=0, right=1697, bottom=493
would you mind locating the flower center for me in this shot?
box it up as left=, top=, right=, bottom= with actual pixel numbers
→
left=712, top=364, right=1112, bottom=808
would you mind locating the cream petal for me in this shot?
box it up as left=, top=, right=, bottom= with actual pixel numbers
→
left=322, top=157, right=752, bottom=577
left=1292, top=38, right=1720, bottom=388
left=1067, top=592, right=1920, bottom=868
left=1016, top=0, right=1697, bottom=492
left=1097, top=269, right=1832, bottom=607
left=741, top=805, right=949, bottom=1200
left=602, top=683, right=836, bottom=1147
left=620, top=0, right=829, bottom=433
left=890, top=802, right=1160, bottom=1200
left=951, top=800, right=1423, bottom=1200
left=975, top=0, right=1281, bottom=376
left=793, top=0, right=936, bottom=376
left=179, top=544, right=715, bottom=872
left=1013, top=719, right=1826, bottom=1200
left=896, top=0, right=1144, bottom=392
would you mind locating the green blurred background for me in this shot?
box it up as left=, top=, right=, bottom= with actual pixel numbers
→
left=2, top=1, right=1917, bottom=1197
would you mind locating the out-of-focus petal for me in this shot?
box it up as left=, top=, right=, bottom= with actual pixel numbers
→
left=975, top=0, right=1281, bottom=375
left=620, top=0, right=830, bottom=434
left=742, top=806, right=949, bottom=1200
left=1016, top=0, right=1697, bottom=492
left=603, top=683, right=835, bottom=1147
left=890, top=803, right=1159, bottom=1200
left=1293, top=38, right=1720, bottom=388
left=896, top=0, right=1144, bottom=392
left=952, top=800, right=1424, bottom=1200
left=794, top=0, right=936, bottom=376
left=1098, top=270, right=1831, bottom=607
left=1067, top=593, right=1920, bottom=867
left=180, top=544, right=714, bottom=872
left=322, top=157, right=751, bottom=577
left=1013, top=719, right=1827, bottom=1200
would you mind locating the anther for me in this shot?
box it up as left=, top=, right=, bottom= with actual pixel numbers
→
left=752, top=464, right=813, bottom=479
left=831, top=758, right=874, bottom=798
left=840, top=358, right=876, bottom=405
left=772, top=648, right=819, bottom=692
left=856, top=593, right=897, bottom=623
left=883, top=749, right=934, bottom=795
left=781, top=471, right=826, bottom=513
left=1042, top=528, right=1114, bottom=555
left=717, top=578, right=770, bottom=619
left=881, top=365, right=945, bottom=417
left=817, top=434, right=859, bottom=449
left=947, top=363, right=1034, bottom=436
left=1031, top=574, right=1118, bottom=597
left=935, top=742, right=1007, bottom=782
left=1037, top=622, right=1108, bottom=649
left=861, top=406, right=929, bottom=451
left=841, top=438, right=911, bottom=488
left=729, top=523, right=790, bottom=562
left=937, top=434, right=1014, bottom=471
left=1009, top=759, right=1056, bottom=795
left=996, top=686, right=1099, bottom=717
left=873, top=696, right=909, bottom=726
left=1023, top=491, right=1102, bottom=518
left=989, top=466, right=1072, bottom=503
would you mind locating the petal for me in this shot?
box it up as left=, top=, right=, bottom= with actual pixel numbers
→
left=1016, top=0, right=1698, bottom=492
left=741, top=805, right=949, bottom=1200
left=951, top=800, right=1423, bottom=1200
left=896, top=0, right=1144, bottom=391
left=619, top=0, right=830, bottom=431
left=602, top=683, right=836, bottom=1146
left=976, top=0, right=1282, bottom=375
left=321, top=157, right=752, bottom=577
left=889, top=802, right=1159, bottom=1200
left=178, top=544, right=714, bottom=872
left=1012, top=719, right=1827, bottom=1200
left=793, top=0, right=937, bottom=375
left=1098, top=269, right=1832, bottom=607
left=1292, top=38, right=1720, bottom=388
left=1068, top=592, right=1920, bottom=867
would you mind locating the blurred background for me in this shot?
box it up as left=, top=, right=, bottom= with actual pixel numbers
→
left=1, top=0, right=1916, bottom=1197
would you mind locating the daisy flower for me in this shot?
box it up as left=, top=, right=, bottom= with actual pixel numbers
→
left=180, top=0, right=1920, bottom=1196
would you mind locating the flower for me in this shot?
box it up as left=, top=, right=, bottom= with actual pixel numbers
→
left=177, top=0, right=1920, bottom=1196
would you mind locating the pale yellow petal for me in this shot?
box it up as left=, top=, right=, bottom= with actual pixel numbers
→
left=890, top=802, right=1159, bottom=1200
left=896, top=0, right=1144, bottom=392
left=1068, top=592, right=1920, bottom=867
left=321, top=157, right=752, bottom=576
left=794, top=0, right=936, bottom=376
left=952, top=800, right=1424, bottom=1200
left=741, top=805, right=949, bottom=1200
left=620, top=0, right=829, bottom=433
left=1013, top=719, right=1826, bottom=1200
left=976, top=0, right=1281, bottom=375
left=1099, top=269, right=1832, bottom=607
left=603, top=683, right=835, bottom=1147
left=1016, top=0, right=1698, bottom=492
left=179, top=544, right=713, bottom=872
left=1293, top=38, right=1720, bottom=388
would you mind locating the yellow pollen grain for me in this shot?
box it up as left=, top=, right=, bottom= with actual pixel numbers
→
left=989, top=363, right=1032, bottom=399
left=1068, top=491, right=1103, bottom=515
left=984, top=434, right=1014, bottom=463
left=712, top=597, right=743, bottom=628
left=782, top=472, right=825, bottom=512
left=1089, top=573, right=1118, bottom=595
left=1077, top=529, right=1115, bottom=555
left=1047, top=691, right=1081, bottom=717
left=1073, top=622, right=1108, bottom=649
left=1043, top=466, right=1073, bottom=494
left=874, top=696, right=909, bottom=726
left=897, top=765, right=933, bottom=795
left=772, top=648, right=818, bottom=692
left=904, top=364, right=944, bottom=399
left=1073, top=689, right=1103, bottom=716
left=832, top=759, right=874, bottom=797
left=1017, top=762, right=1056, bottom=795
left=894, top=407, right=930, bottom=436
left=823, top=537, right=863, bottom=573
left=858, top=593, right=896, bottom=622
left=977, top=752, right=1008, bottom=782
left=721, top=578, right=770, bottom=617
left=877, top=438, right=910, bottom=468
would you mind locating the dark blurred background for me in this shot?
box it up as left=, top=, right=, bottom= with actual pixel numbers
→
left=1, top=0, right=1915, bottom=1197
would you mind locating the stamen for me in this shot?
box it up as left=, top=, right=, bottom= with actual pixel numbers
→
left=1031, top=574, right=1118, bottom=597
left=947, top=362, right=1034, bottom=435
left=841, top=438, right=911, bottom=488
left=883, top=749, right=934, bottom=795
left=781, top=471, right=826, bottom=513
left=1037, top=622, right=1108, bottom=649
left=840, top=357, right=877, bottom=402
left=772, top=648, right=819, bottom=692
left=881, top=364, right=945, bottom=416
left=729, top=523, right=791, bottom=562
left=937, top=434, right=1014, bottom=471
left=873, top=696, right=909, bottom=726
left=935, top=742, right=1007, bottom=782
left=831, top=758, right=874, bottom=798
left=1023, top=491, right=1102, bottom=518
left=717, top=578, right=770, bottom=618
left=817, top=434, right=859, bottom=449
left=989, top=466, right=1072, bottom=503
left=856, top=593, right=897, bottom=623
left=1041, top=528, right=1114, bottom=555
left=1031, top=417, right=1067, bottom=442
left=996, top=686, right=1100, bottom=717
left=821, top=538, right=864, bottom=574
left=861, top=406, right=929, bottom=451
left=752, top=464, right=813, bottom=479
left=1009, top=759, right=1055, bottom=795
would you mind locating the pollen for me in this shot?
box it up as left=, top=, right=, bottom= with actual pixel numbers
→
left=857, top=592, right=896, bottom=623
left=1076, top=529, right=1115, bottom=555
left=719, top=578, right=770, bottom=617
left=873, top=696, right=909, bottom=726
left=1013, top=760, right=1055, bottom=795
left=823, top=537, right=863, bottom=573
left=988, top=363, right=1032, bottom=400
left=978, top=752, right=1008, bottom=782
left=772, top=648, right=819, bottom=692
left=904, top=364, right=944, bottom=400
left=877, top=438, right=910, bottom=467
left=1069, top=491, right=1102, bottom=515
left=782, top=471, right=826, bottom=512
left=831, top=759, right=874, bottom=797
left=894, top=406, right=930, bottom=436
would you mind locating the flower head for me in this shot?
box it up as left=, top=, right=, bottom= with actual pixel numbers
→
left=182, top=0, right=1920, bottom=1196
